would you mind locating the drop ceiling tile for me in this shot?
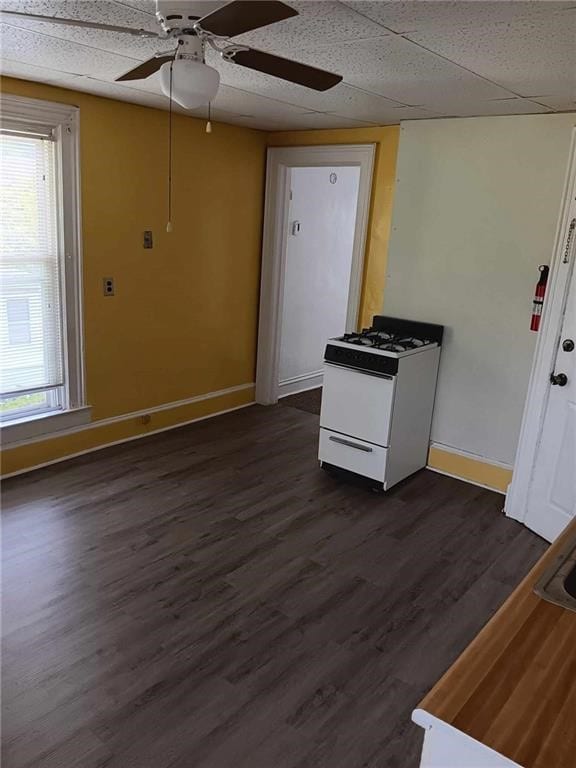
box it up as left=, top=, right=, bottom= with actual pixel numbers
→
left=0, top=0, right=165, bottom=57
left=251, top=111, right=377, bottom=131
left=449, top=98, right=552, bottom=117
left=343, top=1, right=575, bottom=34
left=276, top=35, right=514, bottom=106
left=119, top=0, right=224, bottom=19
left=0, top=22, right=144, bottom=79
left=531, top=95, right=576, bottom=111
left=61, top=73, right=170, bottom=108
left=0, top=0, right=157, bottom=28
left=207, top=85, right=322, bottom=120
left=405, top=11, right=576, bottom=100
left=234, top=1, right=390, bottom=54
left=324, top=92, right=441, bottom=122
left=0, top=57, right=81, bottom=87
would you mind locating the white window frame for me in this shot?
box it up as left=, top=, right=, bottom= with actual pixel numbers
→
left=1, top=94, right=90, bottom=445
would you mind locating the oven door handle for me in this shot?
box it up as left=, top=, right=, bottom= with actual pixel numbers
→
left=329, top=435, right=373, bottom=453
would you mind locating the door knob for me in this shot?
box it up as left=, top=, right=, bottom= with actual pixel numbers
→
left=550, top=372, right=568, bottom=386
left=562, top=339, right=575, bottom=352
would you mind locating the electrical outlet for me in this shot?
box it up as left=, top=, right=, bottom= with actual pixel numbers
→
left=143, top=231, right=153, bottom=249
left=103, top=277, right=115, bottom=296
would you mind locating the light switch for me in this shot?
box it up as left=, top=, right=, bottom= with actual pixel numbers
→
left=143, top=230, right=153, bottom=249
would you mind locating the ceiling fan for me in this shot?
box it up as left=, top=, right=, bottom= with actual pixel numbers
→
left=1, top=0, right=343, bottom=109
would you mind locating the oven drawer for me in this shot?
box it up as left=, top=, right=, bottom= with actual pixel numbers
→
left=319, top=428, right=388, bottom=482
left=320, top=363, right=395, bottom=446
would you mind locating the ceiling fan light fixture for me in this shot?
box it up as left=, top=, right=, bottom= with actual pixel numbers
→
left=160, top=59, right=220, bottom=110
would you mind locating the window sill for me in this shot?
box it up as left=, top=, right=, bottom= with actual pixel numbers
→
left=1, top=406, right=92, bottom=447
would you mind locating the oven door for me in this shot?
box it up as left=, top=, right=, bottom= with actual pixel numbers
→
left=320, top=362, right=396, bottom=447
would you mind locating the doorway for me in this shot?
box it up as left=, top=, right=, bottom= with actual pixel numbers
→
left=278, top=165, right=361, bottom=398
left=506, top=128, right=576, bottom=541
left=256, top=144, right=375, bottom=405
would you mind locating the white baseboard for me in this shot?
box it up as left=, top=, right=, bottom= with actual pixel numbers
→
left=278, top=370, right=323, bottom=398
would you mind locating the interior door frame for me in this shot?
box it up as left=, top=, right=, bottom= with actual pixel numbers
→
left=255, top=143, right=376, bottom=405
left=505, top=127, right=576, bottom=536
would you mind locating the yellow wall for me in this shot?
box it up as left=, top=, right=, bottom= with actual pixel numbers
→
left=428, top=446, right=512, bottom=493
left=267, top=126, right=400, bottom=329
left=1, top=77, right=266, bottom=475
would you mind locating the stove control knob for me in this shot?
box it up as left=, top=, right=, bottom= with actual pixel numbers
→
left=550, top=372, right=568, bottom=386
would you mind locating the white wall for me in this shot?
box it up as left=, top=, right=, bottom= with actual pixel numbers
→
left=385, top=114, right=576, bottom=466
left=279, top=165, right=360, bottom=387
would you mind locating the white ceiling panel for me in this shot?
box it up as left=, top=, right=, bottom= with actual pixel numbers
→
left=0, top=22, right=142, bottom=78
left=234, top=111, right=376, bottom=131
left=280, top=35, right=514, bottom=106
left=203, top=83, right=324, bottom=120
left=405, top=11, right=576, bottom=101
left=0, top=1, right=574, bottom=130
left=0, top=0, right=158, bottom=28
left=0, top=57, right=82, bottom=87
left=343, top=1, right=576, bottom=34
left=0, top=1, right=164, bottom=57
left=532, top=95, right=576, bottom=111
left=447, top=97, right=551, bottom=117
left=118, top=0, right=224, bottom=19
left=234, top=1, right=390, bottom=53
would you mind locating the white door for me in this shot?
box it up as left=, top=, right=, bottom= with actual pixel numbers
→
left=278, top=166, right=361, bottom=396
left=524, top=215, right=576, bottom=541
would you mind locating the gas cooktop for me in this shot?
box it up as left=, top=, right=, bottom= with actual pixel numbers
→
left=336, top=329, right=435, bottom=353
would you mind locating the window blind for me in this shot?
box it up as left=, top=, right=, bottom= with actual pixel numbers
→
left=0, top=129, right=65, bottom=412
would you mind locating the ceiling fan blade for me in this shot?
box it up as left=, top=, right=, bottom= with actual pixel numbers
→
left=228, top=48, right=342, bottom=91
left=0, top=9, right=162, bottom=38
left=196, top=1, right=298, bottom=38
left=116, top=54, right=175, bottom=82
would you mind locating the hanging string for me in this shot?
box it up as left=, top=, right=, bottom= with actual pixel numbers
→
left=206, top=101, right=212, bottom=134
left=166, top=61, right=174, bottom=233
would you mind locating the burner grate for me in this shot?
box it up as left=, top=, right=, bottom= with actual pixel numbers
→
left=337, top=328, right=432, bottom=352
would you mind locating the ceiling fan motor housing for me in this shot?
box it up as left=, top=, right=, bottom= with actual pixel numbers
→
left=155, top=0, right=203, bottom=35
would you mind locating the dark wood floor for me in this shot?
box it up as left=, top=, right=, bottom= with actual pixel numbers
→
left=2, top=403, right=547, bottom=768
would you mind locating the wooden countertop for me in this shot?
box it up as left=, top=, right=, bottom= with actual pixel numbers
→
left=419, top=518, right=576, bottom=768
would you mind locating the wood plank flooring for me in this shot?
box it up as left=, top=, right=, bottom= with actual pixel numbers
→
left=1, top=403, right=547, bottom=768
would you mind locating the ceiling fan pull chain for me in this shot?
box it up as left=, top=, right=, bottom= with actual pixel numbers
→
left=206, top=102, right=213, bottom=134
left=166, top=61, right=173, bottom=234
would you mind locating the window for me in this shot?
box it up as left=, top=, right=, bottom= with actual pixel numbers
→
left=6, top=298, right=32, bottom=346
left=0, top=95, right=89, bottom=442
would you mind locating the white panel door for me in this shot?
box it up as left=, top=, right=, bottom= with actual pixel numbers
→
left=320, top=363, right=395, bottom=446
left=525, top=215, right=576, bottom=541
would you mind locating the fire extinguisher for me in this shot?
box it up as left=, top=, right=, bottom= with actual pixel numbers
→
left=530, top=265, right=549, bottom=332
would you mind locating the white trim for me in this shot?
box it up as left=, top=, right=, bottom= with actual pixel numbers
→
left=429, top=441, right=514, bottom=471
left=255, top=144, right=376, bottom=406
left=1, top=406, right=92, bottom=446
left=505, top=127, right=576, bottom=524
left=0, top=93, right=79, bottom=124
left=413, top=710, right=521, bottom=767
left=278, top=370, right=323, bottom=398
left=0, top=93, right=85, bottom=420
left=3, top=382, right=254, bottom=450
left=2, top=399, right=255, bottom=480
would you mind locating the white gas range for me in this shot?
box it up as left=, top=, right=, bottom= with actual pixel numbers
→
left=319, top=316, right=444, bottom=490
